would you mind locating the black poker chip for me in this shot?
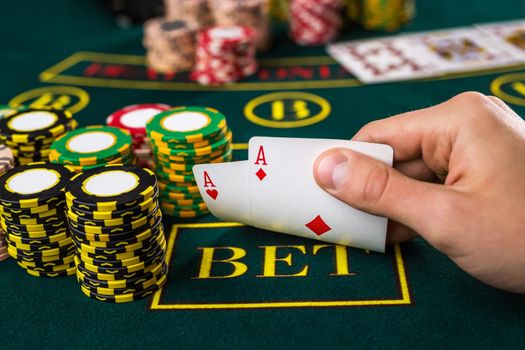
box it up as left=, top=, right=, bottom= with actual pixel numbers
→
left=65, top=165, right=158, bottom=212
left=0, top=162, right=74, bottom=208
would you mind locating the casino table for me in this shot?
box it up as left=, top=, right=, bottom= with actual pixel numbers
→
left=1, top=0, right=525, bottom=348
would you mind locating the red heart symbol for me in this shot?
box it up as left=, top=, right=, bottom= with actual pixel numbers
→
left=206, top=189, right=218, bottom=200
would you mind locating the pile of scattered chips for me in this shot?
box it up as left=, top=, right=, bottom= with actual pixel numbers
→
left=147, top=106, right=233, bottom=218
left=106, top=104, right=171, bottom=169
left=0, top=107, right=78, bottom=166
left=143, top=17, right=198, bottom=73
left=65, top=165, right=168, bottom=303
left=0, top=163, right=76, bottom=277
left=164, top=0, right=213, bottom=29
left=191, top=25, right=258, bottom=85
left=209, top=0, right=272, bottom=51
left=0, top=144, right=14, bottom=262
left=289, top=0, right=344, bottom=46
left=49, top=125, right=133, bottom=172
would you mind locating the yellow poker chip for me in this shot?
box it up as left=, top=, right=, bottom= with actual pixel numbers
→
left=67, top=201, right=158, bottom=227
left=79, top=274, right=167, bottom=303
left=65, top=165, right=157, bottom=212
left=78, top=239, right=166, bottom=268
left=73, top=230, right=165, bottom=255
left=0, top=108, right=73, bottom=144
left=22, top=264, right=77, bottom=277
left=6, top=236, right=73, bottom=251
left=0, top=162, right=74, bottom=209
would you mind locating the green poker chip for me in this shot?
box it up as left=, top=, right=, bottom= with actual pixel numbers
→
left=49, top=125, right=133, bottom=166
left=154, top=143, right=232, bottom=164
left=152, top=129, right=232, bottom=158
left=146, top=106, right=227, bottom=144
left=154, top=148, right=233, bottom=171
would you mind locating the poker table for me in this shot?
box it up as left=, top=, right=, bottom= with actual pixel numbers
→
left=1, top=0, right=525, bottom=348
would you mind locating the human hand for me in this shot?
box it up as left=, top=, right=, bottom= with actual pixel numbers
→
left=314, top=92, right=525, bottom=293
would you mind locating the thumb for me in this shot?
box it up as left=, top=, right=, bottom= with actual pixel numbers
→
left=313, top=148, right=461, bottom=241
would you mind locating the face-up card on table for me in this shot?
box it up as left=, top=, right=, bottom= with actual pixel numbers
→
left=406, top=27, right=523, bottom=73
left=193, top=161, right=252, bottom=225
left=327, top=35, right=442, bottom=83
left=327, top=27, right=521, bottom=83
left=476, top=20, right=525, bottom=60
left=248, top=137, right=393, bottom=253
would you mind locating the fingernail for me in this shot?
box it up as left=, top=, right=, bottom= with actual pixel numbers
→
left=315, top=150, right=349, bottom=190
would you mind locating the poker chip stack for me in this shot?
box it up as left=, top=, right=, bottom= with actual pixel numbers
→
left=143, top=17, right=198, bottom=73
left=209, top=0, right=272, bottom=52
left=0, top=163, right=76, bottom=277
left=270, top=0, right=290, bottom=22
left=49, top=125, right=134, bottom=173
left=289, top=0, right=344, bottom=46
left=65, top=165, right=168, bottom=303
left=191, top=25, right=258, bottom=85
left=106, top=104, right=172, bottom=169
left=0, top=144, right=14, bottom=262
left=146, top=106, right=233, bottom=218
left=0, top=107, right=78, bottom=166
left=164, top=0, right=213, bottom=29
left=345, top=0, right=415, bottom=32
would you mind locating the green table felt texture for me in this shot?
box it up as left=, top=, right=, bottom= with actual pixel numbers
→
left=1, top=0, right=525, bottom=348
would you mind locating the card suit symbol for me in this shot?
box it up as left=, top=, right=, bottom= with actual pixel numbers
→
left=255, top=168, right=267, bottom=181
left=305, top=215, right=332, bottom=236
left=206, top=189, right=218, bottom=200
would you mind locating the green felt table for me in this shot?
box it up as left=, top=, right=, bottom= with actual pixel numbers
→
left=1, top=0, right=525, bottom=348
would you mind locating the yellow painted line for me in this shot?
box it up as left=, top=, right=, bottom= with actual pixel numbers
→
left=43, top=75, right=362, bottom=92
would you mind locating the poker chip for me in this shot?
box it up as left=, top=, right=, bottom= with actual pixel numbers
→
left=0, top=107, right=78, bottom=166
left=65, top=165, right=168, bottom=303
left=164, top=0, right=213, bottom=29
left=191, top=25, right=258, bottom=85
left=0, top=162, right=75, bottom=273
left=143, top=18, right=198, bottom=73
left=349, top=0, right=415, bottom=32
left=209, top=0, right=272, bottom=51
left=146, top=106, right=233, bottom=218
left=270, top=0, right=290, bottom=22
left=106, top=103, right=171, bottom=169
left=289, top=0, right=344, bottom=46
left=0, top=105, right=27, bottom=119
left=49, top=125, right=134, bottom=171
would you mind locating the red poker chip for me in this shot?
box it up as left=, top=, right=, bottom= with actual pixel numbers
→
left=192, top=25, right=258, bottom=85
left=289, top=0, right=343, bottom=46
left=106, top=103, right=171, bottom=135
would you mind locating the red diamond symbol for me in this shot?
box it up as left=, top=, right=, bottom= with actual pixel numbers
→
left=255, top=168, right=267, bottom=181
left=305, top=215, right=332, bottom=236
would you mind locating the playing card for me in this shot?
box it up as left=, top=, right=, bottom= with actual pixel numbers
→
left=327, top=27, right=522, bottom=83
left=193, top=161, right=252, bottom=224
left=476, top=20, right=525, bottom=60
left=248, top=137, right=393, bottom=253
left=407, top=27, right=523, bottom=73
left=327, top=35, right=441, bottom=83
